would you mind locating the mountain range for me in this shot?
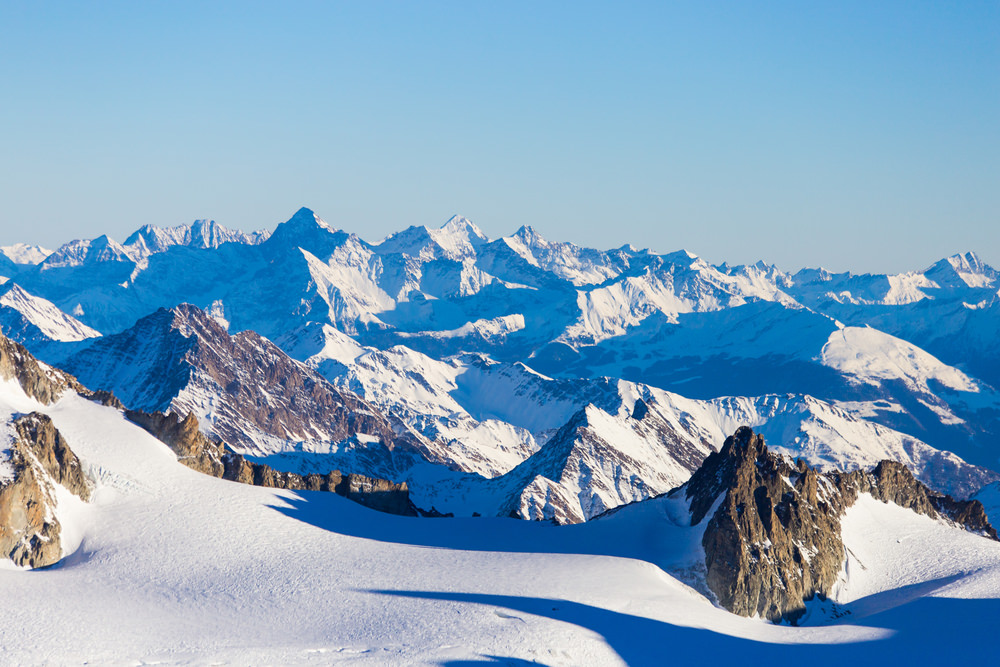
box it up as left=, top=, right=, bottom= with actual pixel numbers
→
left=3, top=207, right=1000, bottom=662
left=2, top=208, right=998, bottom=496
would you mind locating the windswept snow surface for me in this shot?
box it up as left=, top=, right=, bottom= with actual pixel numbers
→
left=834, top=495, right=1000, bottom=605
left=2, top=392, right=1000, bottom=664
left=3, top=370, right=1000, bottom=664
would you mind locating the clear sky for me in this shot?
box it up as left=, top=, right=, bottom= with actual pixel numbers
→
left=1, top=1, right=997, bottom=273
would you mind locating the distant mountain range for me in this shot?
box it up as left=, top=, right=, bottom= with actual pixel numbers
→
left=1, top=208, right=998, bottom=521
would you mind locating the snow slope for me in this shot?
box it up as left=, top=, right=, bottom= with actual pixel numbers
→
left=0, top=283, right=102, bottom=347
left=821, top=326, right=979, bottom=394
left=3, top=374, right=1000, bottom=664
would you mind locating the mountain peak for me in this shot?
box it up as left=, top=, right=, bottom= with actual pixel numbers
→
left=190, top=219, right=219, bottom=234
left=266, top=207, right=346, bottom=256
left=674, top=427, right=997, bottom=622
left=273, top=207, right=340, bottom=237
left=165, top=303, right=231, bottom=340
left=948, top=251, right=988, bottom=273
left=925, top=251, right=997, bottom=289
left=440, top=215, right=487, bottom=242
left=79, top=235, right=134, bottom=264
left=287, top=207, right=332, bottom=230
left=658, top=249, right=702, bottom=268
left=187, top=219, right=224, bottom=249
left=440, top=214, right=470, bottom=229
left=513, top=224, right=540, bottom=241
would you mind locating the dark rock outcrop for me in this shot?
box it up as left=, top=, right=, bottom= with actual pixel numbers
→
left=12, top=413, right=92, bottom=502
left=125, top=410, right=226, bottom=477
left=680, top=426, right=997, bottom=623
left=82, top=389, right=125, bottom=410
left=222, top=451, right=416, bottom=516
left=126, top=409, right=416, bottom=516
left=1, top=413, right=92, bottom=568
left=0, top=333, right=81, bottom=405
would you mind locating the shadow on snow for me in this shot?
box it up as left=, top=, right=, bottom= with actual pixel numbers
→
left=271, top=491, right=1000, bottom=666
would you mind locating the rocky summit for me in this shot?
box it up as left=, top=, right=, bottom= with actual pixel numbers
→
left=0, top=413, right=92, bottom=568
left=679, top=426, right=997, bottom=622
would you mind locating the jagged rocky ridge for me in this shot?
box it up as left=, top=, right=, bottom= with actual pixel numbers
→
left=125, top=409, right=416, bottom=516
left=0, top=331, right=82, bottom=404
left=32, top=302, right=998, bottom=522
left=675, top=427, right=996, bottom=622
left=58, top=304, right=428, bottom=469
left=0, top=333, right=97, bottom=567
left=0, top=413, right=92, bottom=568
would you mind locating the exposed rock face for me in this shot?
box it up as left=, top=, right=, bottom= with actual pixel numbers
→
left=0, top=333, right=80, bottom=404
left=1, top=413, right=92, bottom=568
left=126, top=410, right=226, bottom=477
left=680, top=427, right=996, bottom=622
left=62, top=305, right=403, bottom=460
left=221, top=451, right=416, bottom=516
left=84, top=389, right=126, bottom=410
left=13, top=413, right=92, bottom=502
left=126, top=409, right=416, bottom=517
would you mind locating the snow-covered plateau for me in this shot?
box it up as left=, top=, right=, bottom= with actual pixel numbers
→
left=2, top=209, right=1000, bottom=664
left=2, top=376, right=1000, bottom=665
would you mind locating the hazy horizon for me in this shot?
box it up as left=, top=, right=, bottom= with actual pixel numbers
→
left=4, top=205, right=993, bottom=277
left=2, top=1, right=997, bottom=274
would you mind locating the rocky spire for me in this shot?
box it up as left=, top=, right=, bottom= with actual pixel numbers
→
left=678, top=426, right=997, bottom=623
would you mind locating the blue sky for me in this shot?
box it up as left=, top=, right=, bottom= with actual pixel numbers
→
left=1, top=1, right=997, bottom=273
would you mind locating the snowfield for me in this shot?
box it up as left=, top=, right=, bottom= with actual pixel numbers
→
left=3, top=380, right=1000, bottom=665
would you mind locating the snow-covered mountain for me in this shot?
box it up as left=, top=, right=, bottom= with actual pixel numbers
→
left=55, top=305, right=432, bottom=480
left=4, top=211, right=1000, bottom=663
left=2, top=208, right=997, bottom=514
left=375, top=215, right=489, bottom=261
left=123, top=219, right=270, bottom=257
left=35, top=301, right=989, bottom=525
left=34, top=219, right=270, bottom=270
left=0, top=283, right=101, bottom=352
left=0, top=243, right=52, bottom=265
